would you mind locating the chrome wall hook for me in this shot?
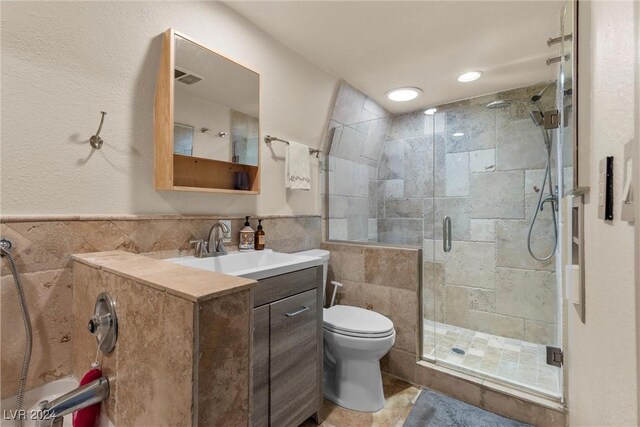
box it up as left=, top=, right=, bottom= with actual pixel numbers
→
left=200, top=128, right=228, bottom=138
left=90, top=111, right=107, bottom=149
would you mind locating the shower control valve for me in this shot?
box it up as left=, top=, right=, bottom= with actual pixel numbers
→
left=87, top=313, right=112, bottom=334
left=89, top=292, right=118, bottom=355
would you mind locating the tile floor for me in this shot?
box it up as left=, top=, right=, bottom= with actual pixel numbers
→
left=301, top=374, right=422, bottom=427
left=422, top=320, right=561, bottom=397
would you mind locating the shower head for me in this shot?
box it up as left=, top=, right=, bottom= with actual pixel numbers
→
left=530, top=110, right=544, bottom=126
left=486, top=100, right=511, bottom=109
left=531, top=110, right=553, bottom=152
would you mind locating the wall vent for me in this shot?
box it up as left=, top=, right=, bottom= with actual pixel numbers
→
left=174, top=67, right=202, bottom=85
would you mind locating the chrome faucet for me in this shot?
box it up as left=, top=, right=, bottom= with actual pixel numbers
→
left=207, top=222, right=229, bottom=256
left=190, top=222, right=230, bottom=258
left=36, top=377, right=109, bottom=427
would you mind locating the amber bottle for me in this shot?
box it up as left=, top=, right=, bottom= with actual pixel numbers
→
left=255, top=219, right=265, bottom=250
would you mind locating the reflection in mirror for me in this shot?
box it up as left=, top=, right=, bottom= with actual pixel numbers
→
left=173, top=123, right=194, bottom=156
left=174, top=35, right=259, bottom=166
left=231, top=111, right=259, bottom=165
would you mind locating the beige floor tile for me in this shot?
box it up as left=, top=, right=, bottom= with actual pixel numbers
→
left=301, top=375, right=421, bottom=427
left=422, top=319, right=561, bottom=397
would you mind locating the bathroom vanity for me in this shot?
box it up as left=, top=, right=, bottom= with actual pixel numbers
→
left=167, top=250, right=325, bottom=426
left=71, top=250, right=323, bottom=427
left=251, top=267, right=324, bottom=427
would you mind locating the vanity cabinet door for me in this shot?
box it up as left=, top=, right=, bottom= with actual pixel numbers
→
left=252, top=305, right=270, bottom=427
left=269, top=289, right=318, bottom=427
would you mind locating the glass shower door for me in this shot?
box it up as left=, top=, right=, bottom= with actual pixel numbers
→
left=420, top=110, right=438, bottom=362
left=423, top=63, right=567, bottom=398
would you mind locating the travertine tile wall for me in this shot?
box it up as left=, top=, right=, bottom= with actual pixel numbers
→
left=320, top=241, right=565, bottom=427
left=323, top=82, right=391, bottom=242
left=71, top=260, right=251, bottom=426
left=375, top=83, right=559, bottom=345
left=197, top=291, right=251, bottom=426
left=0, top=215, right=320, bottom=398
left=71, top=262, right=193, bottom=426
left=320, top=241, right=420, bottom=356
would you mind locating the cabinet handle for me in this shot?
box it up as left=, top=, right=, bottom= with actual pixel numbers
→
left=285, top=306, right=309, bottom=317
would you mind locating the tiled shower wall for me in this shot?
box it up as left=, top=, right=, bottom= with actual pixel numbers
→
left=0, top=215, right=320, bottom=398
left=320, top=241, right=420, bottom=358
left=378, top=83, right=558, bottom=346
left=325, top=82, right=558, bottom=346
left=324, top=82, right=391, bottom=241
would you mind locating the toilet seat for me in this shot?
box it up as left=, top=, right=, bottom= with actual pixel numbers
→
left=323, top=305, right=394, bottom=339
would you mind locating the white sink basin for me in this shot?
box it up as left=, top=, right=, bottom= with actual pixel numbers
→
left=164, top=249, right=322, bottom=280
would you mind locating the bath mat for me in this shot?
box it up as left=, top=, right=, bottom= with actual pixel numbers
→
left=403, top=388, right=531, bottom=427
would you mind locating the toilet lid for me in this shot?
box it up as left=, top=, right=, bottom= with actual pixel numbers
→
left=323, top=305, right=394, bottom=338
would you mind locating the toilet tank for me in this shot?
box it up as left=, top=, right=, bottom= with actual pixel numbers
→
left=294, top=249, right=330, bottom=298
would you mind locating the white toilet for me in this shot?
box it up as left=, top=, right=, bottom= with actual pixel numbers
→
left=295, top=249, right=395, bottom=413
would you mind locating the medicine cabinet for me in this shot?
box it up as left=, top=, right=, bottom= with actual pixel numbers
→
left=154, top=28, right=261, bottom=194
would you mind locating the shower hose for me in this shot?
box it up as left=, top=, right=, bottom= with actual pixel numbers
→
left=527, top=144, right=558, bottom=262
left=1, top=245, right=32, bottom=427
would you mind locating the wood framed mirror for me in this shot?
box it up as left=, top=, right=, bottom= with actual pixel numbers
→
left=154, top=28, right=260, bottom=194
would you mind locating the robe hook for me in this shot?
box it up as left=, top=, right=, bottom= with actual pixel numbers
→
left=90, top=111, right=107, bottom=149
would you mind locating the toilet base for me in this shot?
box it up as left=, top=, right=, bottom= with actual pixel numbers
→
left=323, top=356, right=386, bottom=413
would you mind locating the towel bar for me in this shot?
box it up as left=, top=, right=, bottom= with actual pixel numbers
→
left=264, top=135, right=321, bottom=158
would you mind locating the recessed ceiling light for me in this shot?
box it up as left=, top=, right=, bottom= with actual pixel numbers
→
left=452, top=132, right=465, bottom=137
left=386, top=87, right=423, bottom=102
left=424, top=108, right=437, bottom=115
left=457, top=71, right=483, bottom=83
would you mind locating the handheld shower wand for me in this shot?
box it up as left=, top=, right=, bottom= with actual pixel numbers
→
left=1, top=238, right=33, bottom=427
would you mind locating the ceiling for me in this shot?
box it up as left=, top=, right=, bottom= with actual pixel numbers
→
left=226, top=1, right=563, bottom=114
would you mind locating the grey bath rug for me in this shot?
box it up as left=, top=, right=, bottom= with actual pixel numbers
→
left=403, top=389, right=531, bottom=427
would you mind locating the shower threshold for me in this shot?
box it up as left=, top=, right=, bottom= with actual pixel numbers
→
left=422, top=320, right=561, bottom=399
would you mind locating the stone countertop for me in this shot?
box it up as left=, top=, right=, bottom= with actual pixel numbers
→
left=72, top=250, right=257, bottom=302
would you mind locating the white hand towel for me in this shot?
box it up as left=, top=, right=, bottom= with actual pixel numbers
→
left=285, top=141, right=311, bottom=190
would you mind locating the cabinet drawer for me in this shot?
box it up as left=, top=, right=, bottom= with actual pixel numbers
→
left=253, top=267, right=319, bottom=307
left=269, top=289, right=318, bottom=427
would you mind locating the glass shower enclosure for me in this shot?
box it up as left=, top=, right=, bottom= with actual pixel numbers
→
left=419, top=81, right=564, bottom=399
left=326, top=2, right=574, bottom=401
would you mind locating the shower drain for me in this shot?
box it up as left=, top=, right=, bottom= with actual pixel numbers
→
left=451, top=347, right=466, bottom=356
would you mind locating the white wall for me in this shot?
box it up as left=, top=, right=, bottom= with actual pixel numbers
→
left=0, top=1, right=338, bottom=216
left=568, top=1, right=639, bottom=425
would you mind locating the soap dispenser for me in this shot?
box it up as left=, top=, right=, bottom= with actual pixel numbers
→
left=239, top=216, right=255, bottom=251
left=255, top=219, right=265, bottom=250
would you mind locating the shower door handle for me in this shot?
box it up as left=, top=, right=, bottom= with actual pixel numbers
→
left=443, top=216, right=452, bottom=253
